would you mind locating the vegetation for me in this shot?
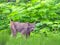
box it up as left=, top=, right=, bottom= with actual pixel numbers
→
left=0, top=0, right=60, bottom=45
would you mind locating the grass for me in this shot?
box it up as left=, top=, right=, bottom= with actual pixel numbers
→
left=0, top=30, right=60, bottom=45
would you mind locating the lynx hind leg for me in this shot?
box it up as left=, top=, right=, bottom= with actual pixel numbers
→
left=12, top=29, right=17, bottom=37
left=10, top=24, right=17, bottom=37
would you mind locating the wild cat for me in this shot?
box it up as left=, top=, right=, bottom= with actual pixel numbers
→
left=10, top=20, right=35, bottom=38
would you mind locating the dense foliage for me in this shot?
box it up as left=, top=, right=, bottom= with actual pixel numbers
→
left=0, top=0, right=60, bottom=45
left=0, top=0, right=60, bottom=32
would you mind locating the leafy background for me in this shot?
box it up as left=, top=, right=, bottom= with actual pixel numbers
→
left=0, top=0, right=60, bottom=45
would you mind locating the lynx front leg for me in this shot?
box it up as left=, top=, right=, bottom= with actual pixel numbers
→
left=26, top=30, right=30, bottom=38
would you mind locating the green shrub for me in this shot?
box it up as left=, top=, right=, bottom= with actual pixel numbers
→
left=0, top=0, right=60, bottom=32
